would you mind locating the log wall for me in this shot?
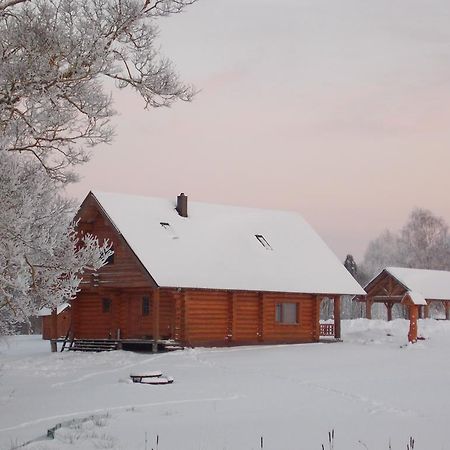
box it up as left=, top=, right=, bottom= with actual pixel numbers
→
left=72, top=287, right=321, bottom=345
left=174, top=289, right=320, bottom=346
left=72, top=289, right=174, bottom=340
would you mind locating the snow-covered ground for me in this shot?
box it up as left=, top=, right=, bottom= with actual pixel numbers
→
left=1, top=319, right=449, bottom=450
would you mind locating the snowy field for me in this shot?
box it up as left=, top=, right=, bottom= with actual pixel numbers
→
left=1, top=319, right=450, bottom=450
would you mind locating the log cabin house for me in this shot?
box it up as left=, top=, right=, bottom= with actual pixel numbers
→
left=354, top=267, right=450, bottom=342
left=66, top=192, right=364, bottom=350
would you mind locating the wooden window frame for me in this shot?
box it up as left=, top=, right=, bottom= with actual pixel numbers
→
left=102, top=298, right=112, bottom=313
left=142, top=296, right=151, bottom=316
left=275, top=302, right=299, bottom=325
left=255, top=234, right=273, bottom=250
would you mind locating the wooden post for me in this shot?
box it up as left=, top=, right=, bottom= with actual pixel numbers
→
left=334, top=295, right=341, bottom=340
left=386, top=303, right=393, bottom=322
left=173, top=291, right=182, bottom=342
left=50, top=308, right=58, bottom=352
left=408, top=305, right=418, bottom=343
left=258, top=293, right=265, bottom=342
left=446, top=301, right=450, bottom=320
left=366, top=298, right=372, bottom=320
left=232, top=293, right=237, bottom=342
left=314, top=296, right=322, bottom=341
left=152, top=288, right=160, bottom=353
left=227, top=292, right=237, bottom=343
left=183, top=291, right=189, bottom=346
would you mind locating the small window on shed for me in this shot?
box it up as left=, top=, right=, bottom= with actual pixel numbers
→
left=102, top=298, right=112, bottom=313
left=142, top=296, right=151, bottom=316
left=275, top=303, right=298, bottom=324
left=255, top=234, right=273, bottom=250
left=106, top=246, right=114, bottom=265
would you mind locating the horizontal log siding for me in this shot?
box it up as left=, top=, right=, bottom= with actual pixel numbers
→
left=72, top=292, right=116, bottom=339
left=73, top=288, right=320, bottom=345
left=185, top=290, right=229, bottom=345
left=77, top=198, right=153, bottom=289
left=178, top=290, right=319, bottom=346
left=73, top=289, right=174, bottom=340
left=233, top=292, right=260, bottom=342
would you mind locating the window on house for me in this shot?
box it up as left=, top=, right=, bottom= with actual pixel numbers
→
left=160, top=222, right=178, bottom=239
left=106, top=246, right=114, bottom=265
left=275, top=303, right=298, bottom=324
left=255, top=234, right=273, bottom=250
left=142, top=296, right=151, bottom=316
left=102, top=298, right=112, bottom=313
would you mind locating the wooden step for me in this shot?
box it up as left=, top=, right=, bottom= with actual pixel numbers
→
left=67, top=340, right=119, bottom=352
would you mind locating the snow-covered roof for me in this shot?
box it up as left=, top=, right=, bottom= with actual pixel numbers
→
left=402, top=290, right=427, bottom=306
left=91, top=192, right=365, bottom=296
left=38, top=303, right=70, bottom=317
left=385, top=267, right=450, bottom=301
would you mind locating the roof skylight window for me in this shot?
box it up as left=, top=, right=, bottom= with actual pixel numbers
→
left=255, top=234, right=273, bottom=250
left=160, top=222, right=178, bottom=239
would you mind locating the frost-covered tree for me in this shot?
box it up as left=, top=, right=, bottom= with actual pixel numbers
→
left=360, top=230, right=402, bottom=279
left=398, top=208, right=450, bottom=270
left=0, top=0, right=195, bottom=182
left=0, top=151, right=112, bottom=334
left=0, top=0, right=194, bottom=333
left=362, top=209, right=450, bottom=279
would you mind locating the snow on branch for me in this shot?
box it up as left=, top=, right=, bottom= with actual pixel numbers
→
left=0, top=0, right=196, bottom=182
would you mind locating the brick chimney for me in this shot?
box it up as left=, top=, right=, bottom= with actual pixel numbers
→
left=176, top=193, right=188, bottom=217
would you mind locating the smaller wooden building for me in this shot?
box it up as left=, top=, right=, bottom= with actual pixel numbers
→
left=355, top=267, right=450, bottom=341
left=40, top=303, right=71, bottom=340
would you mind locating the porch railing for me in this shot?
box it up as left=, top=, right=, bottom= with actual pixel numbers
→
left=319, top=323, right=335, bottom=337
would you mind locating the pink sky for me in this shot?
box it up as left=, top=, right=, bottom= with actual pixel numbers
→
left=67, top=0, right=450, bottom=261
